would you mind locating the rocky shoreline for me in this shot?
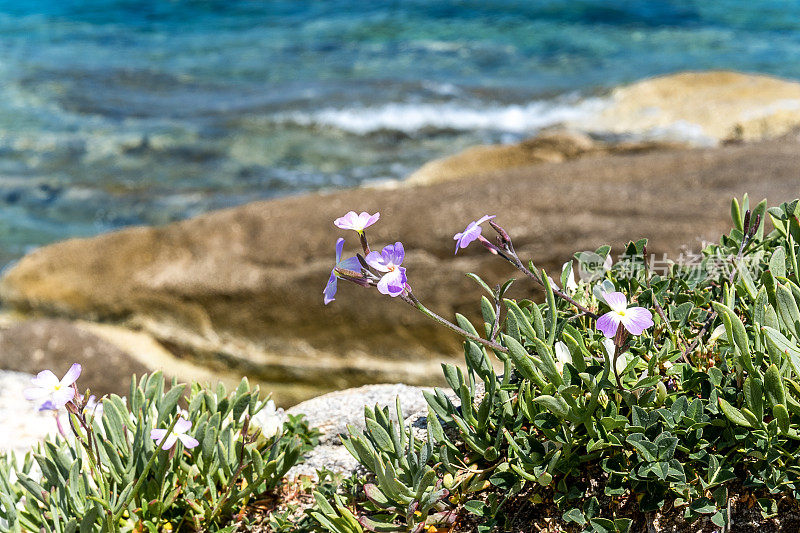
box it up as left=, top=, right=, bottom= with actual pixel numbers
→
left=3, top=71, right=800, bottom=406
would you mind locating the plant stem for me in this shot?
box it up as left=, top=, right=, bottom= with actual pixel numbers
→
left=402, top=291, right=508, bottom=354
left=507, top=253, right=598, bottom=319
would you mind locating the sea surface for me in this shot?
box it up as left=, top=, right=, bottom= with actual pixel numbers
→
left=2, top=0, right=800, bottom=264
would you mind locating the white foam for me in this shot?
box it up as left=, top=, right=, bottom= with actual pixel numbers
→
left=276, top=97, right=611, bottom=135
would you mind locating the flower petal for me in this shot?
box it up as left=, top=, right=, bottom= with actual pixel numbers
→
left=602, top=338, right=615, bottom=359
left=377, top=268, right=407, bottom=296
left=333, top=211, right=357, bottom=230
left=51, top=386, right=75, bottom=409
left=390, top=242, right=405, bottom=265
left=161, top=434, right=178, bottom=450
left=335, top=237, right=345, bottom=263
left=38, top=400, right=57, bottom=412
left=365, top=251, right=389, bottom=272
left=150, top=428, right=167, bottom=441
left=174, top=417, right=192, bottom=434
left=364, top=211, right=381, bottom=228
left=554, top=341, right=571, bottom=365
left=337, top=256, right=361, bottom=272
left=621, top=307, right=654, bottom=336
left=31, top=370, right=59, bottom=389
left=615, top=352, right=632, bottom=375
left=60, top=363, right=82, bottom=387
left=177, top=434, right=199, bottom=449
left=475, top=214, right=496, bottom=226
left=602, top=292, right=628, bottom=313
left=597, top=311, right=622, bottom=338
left=323, top=272, right=338, bottom=305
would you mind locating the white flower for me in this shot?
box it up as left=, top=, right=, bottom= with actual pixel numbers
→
left=23, top=364, right=82, bottom=411
left=254, top=400, right=283, bottom=439
left=150, top=418, right=199, bottom=450
left=554, top=341, right=572, bottom=375
left=566, top=265, right=579, bottom=293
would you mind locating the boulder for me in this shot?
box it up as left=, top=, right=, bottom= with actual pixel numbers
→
left=580, top=71, right=800, bottom=143
left=408, top=72, right=800, bottom=186
left=284, top=383, right=445, bottom=480
left=3, top=135, right=800, bottom=404
left=286, top=383, right=433, bottom=445
left=406, top=129, right=684, bottom=185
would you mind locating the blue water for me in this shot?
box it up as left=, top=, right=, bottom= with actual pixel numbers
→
left=1, top=0, right=800, bottom=263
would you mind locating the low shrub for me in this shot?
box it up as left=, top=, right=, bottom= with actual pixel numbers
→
left=320, top=197, right=800, bottom=532
left=0, top=372, right=317, bottom=532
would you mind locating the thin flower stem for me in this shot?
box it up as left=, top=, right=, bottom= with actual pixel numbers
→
left=507, top=254, right=598, bottom=319
left=402, top=291, right=508, bottom=354
left=489, top=289, right=502, bottom=342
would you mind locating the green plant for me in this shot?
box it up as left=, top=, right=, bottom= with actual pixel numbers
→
left=323, top=196, right=800, bottom=531
left=0, top=372, right=313, bottom=532
left=341, top=401, right=454, bottom=532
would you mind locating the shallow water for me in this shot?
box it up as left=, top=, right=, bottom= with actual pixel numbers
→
left=2, top=0, right=800, bottom=264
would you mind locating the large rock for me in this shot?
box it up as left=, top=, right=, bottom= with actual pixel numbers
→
left=408, top=72, right=800, bottom=186
left=581, top=71, right=800, bottom=143
left=406, top=129, right=683, bottom=185
left=285, top=383, right=439, bottom=479
left=3, top=134, right=800, bottom=404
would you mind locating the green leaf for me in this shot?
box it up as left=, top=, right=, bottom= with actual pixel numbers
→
left=777, top=283, right=800, bottom=339
left=532, top=395, right=570, bottom=420
left=589, top=518, right=617, bottom=533
left=743, top=376, right=764, bottom=422
left=365, top=419, right=395, bottom=455
left=763, top=326, right=800, bottom=379
left=712, top=301, right=755, bottom=374
left=718, top=398, right=753, bottom=428
left=562, top=508, right=586, bottom=526
left=502, top=334, right=546, bottom=390
left=626, top=434, right=657, bottom=462
left=771, top=247, right=787, bottom=279
left=504, top=299, right=538, bottom=342
left=764, top=364, right=787, bottom=407
left=543, top=270, right=557, bottom=346
left=731, top=198, right=743, bottom=232
left=774, top=404, right=790, bottom=434
left=465, top=273, right=495, bottom=298
left=455, top=313, right=479, bottom=337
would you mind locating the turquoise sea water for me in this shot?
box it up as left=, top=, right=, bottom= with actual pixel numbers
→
left=2, top=0, right=800, bottom=263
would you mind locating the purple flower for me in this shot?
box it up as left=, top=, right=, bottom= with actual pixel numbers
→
left=334, top=211, right=380, bottom=233
left=323, top=238, right=362, bottom=305
left=23, top=363, right=81, bottom=411
left=596, top=291, right=654, bottom=338
left=365, top=242, right=408, bottom=297
left=150, top=417, right=199, bottom=450
left=453, top=215, right=496, bottom=254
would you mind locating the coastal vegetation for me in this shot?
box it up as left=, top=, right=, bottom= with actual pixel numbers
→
left=6, top=194, right=800, bottom=531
